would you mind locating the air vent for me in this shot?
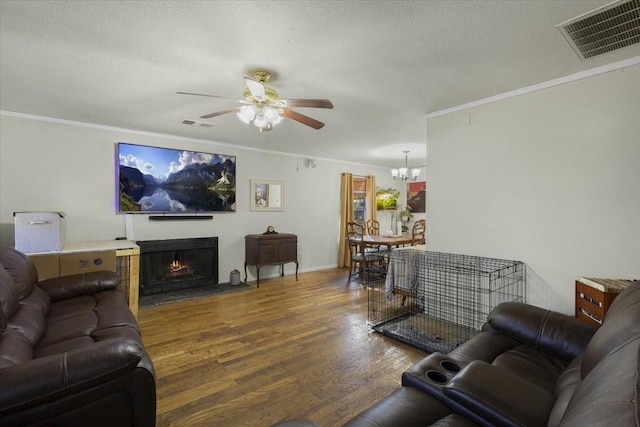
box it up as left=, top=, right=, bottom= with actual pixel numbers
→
left=557, top=0, right=640, bottom=60
left=182, top=119, right=214, bottom=127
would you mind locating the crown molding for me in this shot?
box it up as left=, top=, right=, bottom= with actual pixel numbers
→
left=0, top=110, right=385, bottom=169
left=426, top=56, right=640, bottom=119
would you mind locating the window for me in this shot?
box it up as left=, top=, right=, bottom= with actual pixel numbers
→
left=353, top=176, right=367, bottom=224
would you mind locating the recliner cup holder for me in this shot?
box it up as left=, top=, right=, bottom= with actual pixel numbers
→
left=425, top=370, right=448, bottom=384
left=403, top=352, right=466, bottom=393
left=440, top=360, right=461, bottom=373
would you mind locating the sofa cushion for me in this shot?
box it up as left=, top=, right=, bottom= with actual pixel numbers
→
left=0, top=337, right=144, bottom=415
left=36, top=289, right=138, bottom=356
left=0, top=329, right=33, bottom=368
left=38, top=271, right=120, bottom=302
left=6, top=303, right=46, bottom=347
left=447, top=330, right=521, bottom=365
left=18, top=286, right=50, bottom=317
left=546, top=356, right=583, bottom=426
left=342, top=386, right=455, bottom=427
left=444, top=330, right=568, bottom=393
left=443, top=360, right=556, bottom=427
left=555, top=338, right=639, bottom=427
left=4, top=286, right=52, bottom=350
left=490, top=344, right=567, bottom=392
left=580, top=281, right=640, bottom=378
left=0, top=265, right=19, bottom=327
left=0, top=247, right=38, bottom=300
left=603, top=280, right=640, bottom=321
left=38, top=308, right=98, bottom=349
left=485, top=302, right=596, bottom=362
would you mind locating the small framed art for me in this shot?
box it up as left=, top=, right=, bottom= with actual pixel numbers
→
left=407, top=181, right=426, bottom=213
left=250, top=179, right=284, bottom=212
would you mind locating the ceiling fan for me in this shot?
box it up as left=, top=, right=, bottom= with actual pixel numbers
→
left=177, top=70, right=333, bottom=132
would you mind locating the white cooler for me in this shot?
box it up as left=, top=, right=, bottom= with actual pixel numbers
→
left=14, top=211, right=66, bottom=253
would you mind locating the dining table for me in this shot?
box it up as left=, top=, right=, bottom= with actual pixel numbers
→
left=353, top=233, right=416, bottom=253
left=348, top=233, right=415, bottom=282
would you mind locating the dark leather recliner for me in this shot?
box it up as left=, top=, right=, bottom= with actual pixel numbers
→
left=274, top=280, right=640, bottom=426
left=0, top=246, right=156, bottom=427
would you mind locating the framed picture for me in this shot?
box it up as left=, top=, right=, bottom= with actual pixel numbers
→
left=250, top=179, right=284, bottom=212
left=407, top=181, right=426, bottom=213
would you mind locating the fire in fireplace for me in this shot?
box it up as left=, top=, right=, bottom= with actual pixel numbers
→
left=166, top=259, right=192, bottom=278
left=137, top=237, right=218, bottom=296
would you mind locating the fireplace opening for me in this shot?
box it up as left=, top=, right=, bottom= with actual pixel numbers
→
left=137, top=237, right=218, bottom=296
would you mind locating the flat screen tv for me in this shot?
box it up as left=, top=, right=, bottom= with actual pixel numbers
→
left=116, top=142, right=236, bottom=213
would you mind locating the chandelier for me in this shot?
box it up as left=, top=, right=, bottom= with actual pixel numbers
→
left=236, top=104, right=284, bottom=132
left=391, top=150, right=420, bottom=181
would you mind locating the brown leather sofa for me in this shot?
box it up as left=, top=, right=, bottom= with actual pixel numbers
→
left=274, top=280, right=640, bottom=426
left=0, top=246, right=156, bottom=427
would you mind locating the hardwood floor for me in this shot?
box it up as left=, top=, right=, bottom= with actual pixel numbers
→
left=138, top=268, right=428, bottom=427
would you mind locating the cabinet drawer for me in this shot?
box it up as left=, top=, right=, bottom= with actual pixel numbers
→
left=575, top=281, right=605, bottom=325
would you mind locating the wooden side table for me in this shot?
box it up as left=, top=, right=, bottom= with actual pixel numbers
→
left=244, top=233, right=298, bottom=287
left=575, top=278, right=634, bottom=326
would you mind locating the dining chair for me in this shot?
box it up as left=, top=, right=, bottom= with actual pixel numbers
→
left=411, top=219, right=426, bottom=246
left=366, top=219, right=380, bottom=235
left=346, top=221, right=385, bottom=284
left=365, top=219, right=389, bottom=253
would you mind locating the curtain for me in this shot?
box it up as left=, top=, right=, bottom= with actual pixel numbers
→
left=338, top=173, right=354, bottom=268
left=365, top=175, right=377, bottom=224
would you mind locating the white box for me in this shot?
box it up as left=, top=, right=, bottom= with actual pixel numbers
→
left=14, top=212, right=66, bottom=253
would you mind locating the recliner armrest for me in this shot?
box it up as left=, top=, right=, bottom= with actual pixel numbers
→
left=443, top=360, right=555, bottom=427
left=38, top=271, right=120, bottom=301
left=486, top=302, right=597, bottom=361
left=0, top=337, right=143, bottom=415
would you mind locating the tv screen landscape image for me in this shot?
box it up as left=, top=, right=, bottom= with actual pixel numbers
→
left=117, top=142, right=236, bottom=213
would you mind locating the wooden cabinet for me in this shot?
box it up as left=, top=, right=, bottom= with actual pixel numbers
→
left=574, top=278, right=633, bottom=327
left=244, top=233, right=298, bottom=287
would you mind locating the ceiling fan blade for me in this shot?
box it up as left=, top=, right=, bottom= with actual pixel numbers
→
left=244, top=77, right=266, bottom=99
left=200, top=107, right=240, bottom=119
left=176, top=91, right=232, bottom=99
left=177, top=91, right=251, bottom=105
left=281, top=99, right=334, bottom=109
left=281, top=109, right=325, bottom=130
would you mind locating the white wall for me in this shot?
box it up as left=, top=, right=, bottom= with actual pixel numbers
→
left=425, top=64, right=640, bottom=313
left=0, top=114, right=407, bottom=282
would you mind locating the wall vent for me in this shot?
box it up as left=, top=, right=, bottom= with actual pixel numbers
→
left=182, top=119, right=214, bottom=127
left=557, top=0, right=640, bottom=60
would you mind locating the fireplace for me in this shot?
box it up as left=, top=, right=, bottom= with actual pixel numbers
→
left=137, top=237, right=218, bottom=296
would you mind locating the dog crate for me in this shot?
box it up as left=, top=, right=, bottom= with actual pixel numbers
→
left=368, top=250, right=525, bottom=353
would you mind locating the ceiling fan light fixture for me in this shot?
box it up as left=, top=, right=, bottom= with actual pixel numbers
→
left=180, top=69, right=332, bottom=132
left=272, top=114, right=284, bottom=126
left=263, top=107, right=280, bottom=123
left=237, top=105, right=257, bottom=124
left=253, top=113, right=268, bottom=128
left=238, top=104, right=281, bottom=131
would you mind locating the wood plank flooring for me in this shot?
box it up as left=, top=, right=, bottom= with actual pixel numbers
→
left=138, top=268, right=428, bottom=427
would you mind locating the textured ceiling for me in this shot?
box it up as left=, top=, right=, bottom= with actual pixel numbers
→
left=1, top=1, right=639, bottom=168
